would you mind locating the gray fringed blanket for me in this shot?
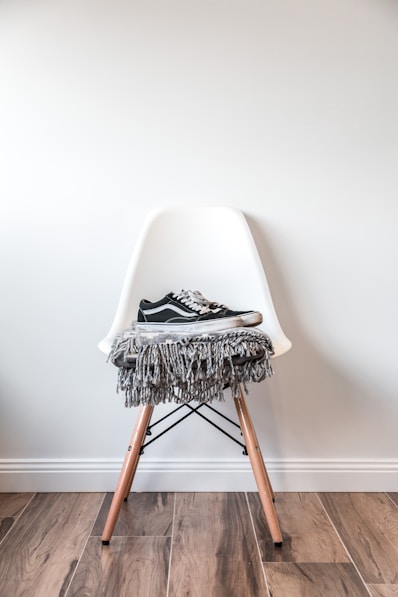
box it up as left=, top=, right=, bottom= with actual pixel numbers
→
left=108, top=323, right=274, bottom=407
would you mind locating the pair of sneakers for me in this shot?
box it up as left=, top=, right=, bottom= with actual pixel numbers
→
left=136, top=289, right=262, bottom=333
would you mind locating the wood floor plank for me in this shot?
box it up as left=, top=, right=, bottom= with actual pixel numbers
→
left=388, top=494, right=398, bottom=508
left=0, top=493, right=34, bottom=542
left=0, top=517, right=15, bottom=543
left=0, top=492, right=104, bottom=597
left=0, top=493, right=34, bottom=518
left=66, top=536, right=170, bottom=597
left=248, top=492, right=350, bottom=563
left=265, top=563, right=370, bottom=597
left=91, top=492, right=174, bottom=537
left=319, top=493, right=398, bottom=584
left=368, top=585, right=398, bottom=597
left=168, top=492, right=268, bottom=597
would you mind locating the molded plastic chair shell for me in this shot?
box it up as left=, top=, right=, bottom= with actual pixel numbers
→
left=99, top=205, right=290, bottom=547
left=99, top=206, right=291, bottom=358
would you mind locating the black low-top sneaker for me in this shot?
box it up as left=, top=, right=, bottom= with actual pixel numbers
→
left=136, top=289, right=262, bottom=332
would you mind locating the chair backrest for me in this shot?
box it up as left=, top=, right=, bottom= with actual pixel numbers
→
left=99, top=206, right=292, bottom=357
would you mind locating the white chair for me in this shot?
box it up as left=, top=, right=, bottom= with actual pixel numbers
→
left=99, top=206, right=291, bottom=546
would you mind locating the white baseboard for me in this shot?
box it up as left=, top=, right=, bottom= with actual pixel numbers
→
left=0, top=458, right=397, bottom=493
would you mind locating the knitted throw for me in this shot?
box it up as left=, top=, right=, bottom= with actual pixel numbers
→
left=108, top=323, right=274, bottom=407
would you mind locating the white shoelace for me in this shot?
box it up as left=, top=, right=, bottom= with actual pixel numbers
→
left=173, top=290, right=226, bottom=315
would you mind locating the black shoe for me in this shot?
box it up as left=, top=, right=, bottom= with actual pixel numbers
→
left=136, top=290, right=262, bottom=332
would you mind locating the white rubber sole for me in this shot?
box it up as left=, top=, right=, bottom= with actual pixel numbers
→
left=136, top=311, right=262, bottom=334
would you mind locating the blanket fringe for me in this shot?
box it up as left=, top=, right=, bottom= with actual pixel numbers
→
left=108, top=324, right=274, bottom=407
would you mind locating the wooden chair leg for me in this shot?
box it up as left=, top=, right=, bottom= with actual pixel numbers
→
left=234, top=388, right=276, bottom=506
left=102, top=404, right=154, bottom=545
left=123, top=407, right=154, bottom=501
left=234, top=384, right=282, bottom=546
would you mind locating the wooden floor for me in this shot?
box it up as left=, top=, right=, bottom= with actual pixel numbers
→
left=1, top=492, right=398, bottom=596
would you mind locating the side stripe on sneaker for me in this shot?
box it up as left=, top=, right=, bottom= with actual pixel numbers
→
left=141, top=304, right=197, bottom=318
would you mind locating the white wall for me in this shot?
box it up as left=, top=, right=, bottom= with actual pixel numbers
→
left=1, top=0, right=397, bottom=492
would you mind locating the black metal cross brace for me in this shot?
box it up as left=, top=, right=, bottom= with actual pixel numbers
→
left=140, top=402, right=248, bottom=455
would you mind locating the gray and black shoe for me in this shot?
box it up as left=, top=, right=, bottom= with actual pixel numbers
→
left=137, top=289, right=262, bottom=332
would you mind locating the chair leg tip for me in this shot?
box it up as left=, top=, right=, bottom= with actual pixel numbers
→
left=274, top=541, right=282, bottom=548
left=102, top=540, right=110, bottom=546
